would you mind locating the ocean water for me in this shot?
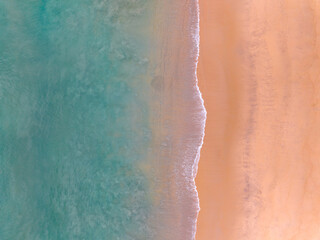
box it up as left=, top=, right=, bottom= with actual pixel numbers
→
left=0, top=1, right=154, bottom=239
left=0, top=0, right=205, bottom=239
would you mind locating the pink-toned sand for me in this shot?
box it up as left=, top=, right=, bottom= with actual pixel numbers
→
left=196, top=1, right=320, bottom=239
left=145, top=1, right=204, bottom=239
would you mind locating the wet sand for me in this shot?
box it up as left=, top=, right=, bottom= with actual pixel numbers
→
left=145, top=1, right=204, bottom=239
left=196, top=0, right=320, bottom=239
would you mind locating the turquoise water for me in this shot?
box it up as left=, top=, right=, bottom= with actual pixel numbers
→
left=0, top=1, right=154, bottom=239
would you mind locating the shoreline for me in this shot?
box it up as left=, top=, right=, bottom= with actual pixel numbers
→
left=147, top=1, right=206, bottom=239
left=192, top=0, right=207, bottom=238
left=190, top=0, right=207, bottom=237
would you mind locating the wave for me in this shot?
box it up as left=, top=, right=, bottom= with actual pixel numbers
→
left=147, top=0, right=206, bottom=239
left=189, top=0, right=207, bottom=239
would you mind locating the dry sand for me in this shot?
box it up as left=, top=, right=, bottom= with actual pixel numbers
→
left=196, top=0, right=320, bottom=239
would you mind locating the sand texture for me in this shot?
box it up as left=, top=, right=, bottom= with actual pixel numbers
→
left=196, top=0, right=320, bottom=239
left=145, top=1, right=205, bottom=239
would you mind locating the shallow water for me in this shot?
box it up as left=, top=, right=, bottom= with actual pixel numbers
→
left=0, top=1, right=204, bottom=239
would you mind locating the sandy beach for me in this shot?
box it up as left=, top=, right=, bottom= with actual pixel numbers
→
left=196, top=0, right=320, bottom=239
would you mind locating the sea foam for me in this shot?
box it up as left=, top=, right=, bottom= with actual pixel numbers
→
left=147, top=0, right=207, bottom=239
left=190, top=0, right=207, bottom=238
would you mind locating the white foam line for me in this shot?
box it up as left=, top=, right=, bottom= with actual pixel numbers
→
left=191, top=0, right=207, bottom=239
